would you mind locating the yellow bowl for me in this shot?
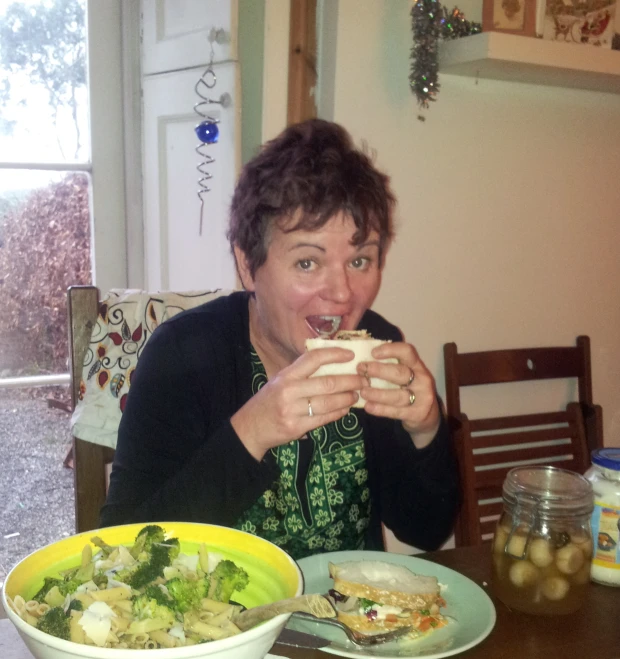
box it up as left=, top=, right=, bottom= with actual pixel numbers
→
left=2, top=522, right=303, bottom=659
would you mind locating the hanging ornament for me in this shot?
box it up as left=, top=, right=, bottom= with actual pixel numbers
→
left=193, top=28, right=231, bottom=236
left=409, top=1, right=481, bottom=110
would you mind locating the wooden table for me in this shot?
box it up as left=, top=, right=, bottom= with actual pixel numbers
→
left=2, top=545, right=619, bottom=658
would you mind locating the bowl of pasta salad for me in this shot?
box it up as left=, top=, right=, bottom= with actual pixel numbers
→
left=2, top=522, right=302, bottom=659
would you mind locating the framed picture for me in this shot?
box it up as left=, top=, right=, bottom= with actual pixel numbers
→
left=483, top=0, right=537, bottom=36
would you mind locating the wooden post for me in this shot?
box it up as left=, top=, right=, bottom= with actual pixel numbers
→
left=287, top=0, right=317, bottom=124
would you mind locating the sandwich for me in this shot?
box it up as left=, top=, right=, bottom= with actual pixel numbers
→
left=327, top=560, right=447, bottom=638
left=305, top=330, right=398, bottom=408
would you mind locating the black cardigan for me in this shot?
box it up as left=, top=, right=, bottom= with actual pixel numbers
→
left=101, top=291, right=459, bottom=551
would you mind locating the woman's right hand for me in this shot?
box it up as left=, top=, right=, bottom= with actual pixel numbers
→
left=230, top=347, right=365, bottom=461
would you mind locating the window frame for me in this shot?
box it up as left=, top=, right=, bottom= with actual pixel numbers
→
left=0, top=0, right=137, bottom=388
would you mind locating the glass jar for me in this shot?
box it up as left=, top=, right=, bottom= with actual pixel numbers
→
left=491, top=465, right=594, bottom=615
left=584, top=448, right=620, bottom=586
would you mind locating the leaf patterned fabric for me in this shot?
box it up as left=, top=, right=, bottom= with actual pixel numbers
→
left=234, top=349, right=371, bottom=560
left=71, top=288, right=233, bottom=448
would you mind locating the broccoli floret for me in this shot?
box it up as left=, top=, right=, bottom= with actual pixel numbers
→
left=36, top=607, right=70, bottom=640
left=33, top=577, right=64, bottom=603
left=66, top=599, right=84, bottom=613
left=132, top=588, right=176, bottom=627
left=114, top=534, right=181, bottom=590
left=92, top=574, right=109, bottom=589
left=166, top=576, right=210, bottom=613
left=130, top=525, right=166, bottom=559
left=120, top=538, right=180, bottom=590
left=209, top=560, right=249, bottom=603
left=32, top=575, right=82, bottom=604
left=144, top=584, right=175, bottom=608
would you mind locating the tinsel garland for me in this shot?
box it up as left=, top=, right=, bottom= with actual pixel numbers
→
left=410, top=0, right=482, bottom=108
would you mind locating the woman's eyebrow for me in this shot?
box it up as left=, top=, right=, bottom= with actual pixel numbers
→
left=288, top=242, right=326, bottom=252
left=356, top=240, right=380, bottom=250
left=287, top=239, right=380, bottom=253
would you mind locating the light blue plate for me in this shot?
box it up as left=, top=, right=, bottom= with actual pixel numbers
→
left=287, top=550, right=496, bottom=659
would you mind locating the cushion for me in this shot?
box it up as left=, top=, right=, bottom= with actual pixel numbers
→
left=71, top=288, right=233, bottom=448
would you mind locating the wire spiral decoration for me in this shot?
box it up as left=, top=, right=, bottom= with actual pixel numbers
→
left=193, top=28, right=231, bottom=236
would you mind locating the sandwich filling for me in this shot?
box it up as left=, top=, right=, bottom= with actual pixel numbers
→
left=327, top=560, right=447, bottom=639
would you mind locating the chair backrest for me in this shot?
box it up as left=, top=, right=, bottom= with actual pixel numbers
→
left=68, top=284, right=233, bottom=533
left=443, top=335, right=603, bottom=547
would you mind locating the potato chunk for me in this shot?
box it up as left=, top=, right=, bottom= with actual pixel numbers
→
left=555, top=544, right=584, bottom=575
left=541, top=576, right=570, bottom=601
left=506, top=533, right=528, bottom=558
left=508, top=560, right=539, bottom=588
left=528, top=538, right=554, bottom=568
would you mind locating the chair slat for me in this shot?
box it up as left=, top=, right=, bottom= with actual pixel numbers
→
left=457, top=346, right=585, bottom=386
left=470, top=411, right=570, bottom=433
left=478, top=500, right=504, bottom=518
left=480, top=518, right=499, bottom=537
left=473, top=441, right=575, bottom=468
left=471, top=426, right=573, bottom=450
left=475, top=459, right=578, bottom=489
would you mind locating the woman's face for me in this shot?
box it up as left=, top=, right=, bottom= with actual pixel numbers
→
left=236, top=213, right=383, bottom=369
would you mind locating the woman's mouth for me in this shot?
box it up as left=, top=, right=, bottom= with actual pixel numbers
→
left=306, top=315, right=342, bottom=338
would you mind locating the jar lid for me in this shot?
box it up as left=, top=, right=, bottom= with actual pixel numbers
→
left=591, top=448, right=620, bottom=470
left=503, top=465, right=593, bottom=516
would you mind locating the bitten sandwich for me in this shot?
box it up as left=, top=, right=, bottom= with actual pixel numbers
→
left=327, top=560, right=447, bottom=638
left=305, top=330, right=398, bottom=408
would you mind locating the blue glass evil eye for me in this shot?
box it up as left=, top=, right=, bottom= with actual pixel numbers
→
left=195, top=121, right=219, bottom=144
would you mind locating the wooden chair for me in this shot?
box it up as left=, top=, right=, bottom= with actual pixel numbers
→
left=68, top=285, right=115, bottom=533
left=443, top=335, right=603, bottom=547
left=68, top=284, right=232, bottom=532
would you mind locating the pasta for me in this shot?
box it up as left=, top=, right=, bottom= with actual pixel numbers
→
left=8, top=525, right=250, bottom=649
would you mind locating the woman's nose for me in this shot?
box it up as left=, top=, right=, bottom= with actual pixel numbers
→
left=322, top=268, right=353, bottom=303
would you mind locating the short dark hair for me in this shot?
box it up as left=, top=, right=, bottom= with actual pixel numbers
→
left=228, top=119, right=395, bottom=277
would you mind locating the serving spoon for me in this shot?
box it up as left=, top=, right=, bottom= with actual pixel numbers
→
left=233, top=594, right=413, bottom=646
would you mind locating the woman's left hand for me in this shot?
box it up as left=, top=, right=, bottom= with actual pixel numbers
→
left=357, top=341, right=440, bottom=448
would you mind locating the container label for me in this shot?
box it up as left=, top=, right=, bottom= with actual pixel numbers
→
left=591, top=500, right=620, bottom=569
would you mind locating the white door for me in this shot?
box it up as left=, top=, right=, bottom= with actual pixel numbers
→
left=142, top=0, right=237, bottom=75
left=141, top=0, right=239, bottom=291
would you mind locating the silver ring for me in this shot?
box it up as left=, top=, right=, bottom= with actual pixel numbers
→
left=406, top=369, right=414, bottom=386
left=408, top=391, right=416, bottom=406
left=308, top=399, right=314, bottom=417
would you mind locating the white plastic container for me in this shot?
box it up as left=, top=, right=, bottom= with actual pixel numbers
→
left=585, top=448, right=620, bottom=586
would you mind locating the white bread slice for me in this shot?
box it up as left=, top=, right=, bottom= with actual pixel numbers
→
left=305, top=338, right=398, bottom=408
left=329, top=560, right=440, bottom=610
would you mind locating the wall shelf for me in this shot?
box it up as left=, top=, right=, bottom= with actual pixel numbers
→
left=439, top=32, right=620, bottom=94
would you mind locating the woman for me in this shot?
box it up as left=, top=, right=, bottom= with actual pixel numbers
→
left=101, top=119, right=458, bottom=559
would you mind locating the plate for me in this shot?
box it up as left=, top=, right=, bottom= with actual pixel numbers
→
left=287, top=550, right=496, bottom=659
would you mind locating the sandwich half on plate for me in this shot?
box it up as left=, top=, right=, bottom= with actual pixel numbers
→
left=327, top=560, right=447, bottom=638
left=305, top=331, right=399, bottom=408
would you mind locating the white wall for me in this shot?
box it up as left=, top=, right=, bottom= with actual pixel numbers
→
left=318, top=0, right=620, bottom=447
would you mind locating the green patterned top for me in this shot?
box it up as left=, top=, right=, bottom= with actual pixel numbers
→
left=234, top=348, right=371, bottom=559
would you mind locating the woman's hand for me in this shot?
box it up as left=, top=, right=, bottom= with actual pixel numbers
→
left=231, top=348, right=365, bottom=461
left=357, top=341, right=440, bottom=449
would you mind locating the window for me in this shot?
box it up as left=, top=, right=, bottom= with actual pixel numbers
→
left=0, top=0, right=91, bottom=385
left=0, top=0, right=129, bottom=582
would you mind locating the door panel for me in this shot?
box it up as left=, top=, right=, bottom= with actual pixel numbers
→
left=141, top=0, right=237, bottom=75
left=142, top=62, right=239, bottom=291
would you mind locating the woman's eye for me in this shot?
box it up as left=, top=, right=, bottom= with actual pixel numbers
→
left=351, top=257, right=371, bottom=270
left=297, top=259, right=315, bottom=271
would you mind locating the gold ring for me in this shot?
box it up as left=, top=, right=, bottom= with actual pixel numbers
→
left=408, top=391, right=416, bottom=406
left=308, top=399, right=314, bottom=417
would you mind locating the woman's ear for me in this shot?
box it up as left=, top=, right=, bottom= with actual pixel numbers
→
left=233, top=244, right=255, bottom=292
